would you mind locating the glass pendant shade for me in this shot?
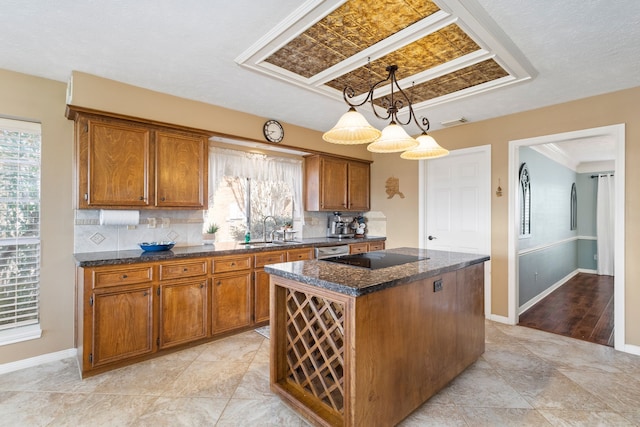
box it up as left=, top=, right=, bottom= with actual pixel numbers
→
left=400, top=133, right=449, bottom=159
left=367, top=122, right=419, bottom=153
left=322, top=107, right=382, bottom=144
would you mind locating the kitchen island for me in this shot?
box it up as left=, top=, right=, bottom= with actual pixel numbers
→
left=265, top=248, right=489, bottom=427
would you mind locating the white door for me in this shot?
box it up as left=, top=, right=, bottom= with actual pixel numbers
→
left=420, top=145, right=491, bottom=315
left=423, top=146, right=491, bottom=254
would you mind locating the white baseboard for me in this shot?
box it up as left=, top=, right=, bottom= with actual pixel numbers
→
left=620, top=343, right=640, bottom=356
left=578, top=268, right=597, bottom=274
left=487, top=313, right=513, bottom=325
left=0, top=348, right=77, bottom=375
left=518, top=270, right=579, bottom=315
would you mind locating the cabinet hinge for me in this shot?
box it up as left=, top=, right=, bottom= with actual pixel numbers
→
left=156, top=337, right=160, bottom=347
left=89, top=296, right=93, bottom=306
left=89, top=353, right=93, bottom=363
left=157, top=287, right=160, bottom=296
left=83, top=123, right=88, bottom=133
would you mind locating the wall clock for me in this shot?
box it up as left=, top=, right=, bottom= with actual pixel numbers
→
left=263, top=119, right=284, bottom=143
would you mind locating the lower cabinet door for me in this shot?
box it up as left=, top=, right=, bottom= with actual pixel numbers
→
left=158, top=279, right=208, bottom=349
left=92, top=286, right=154, bottom=367
left=254, top=269, right=270, bottom=324
left=212, top=272, right=252, bottom=334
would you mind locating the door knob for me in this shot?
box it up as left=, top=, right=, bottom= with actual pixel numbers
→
left=428, top=235, right=437, bottom=240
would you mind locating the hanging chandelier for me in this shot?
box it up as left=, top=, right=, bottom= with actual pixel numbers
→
left=323, top=64, right=449, bottom=159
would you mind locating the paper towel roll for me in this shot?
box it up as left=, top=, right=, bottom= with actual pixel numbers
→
left=99, top=210, right=140, bottom=226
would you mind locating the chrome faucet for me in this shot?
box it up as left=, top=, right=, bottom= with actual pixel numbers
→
left=262, top=216, right=278, bottom=243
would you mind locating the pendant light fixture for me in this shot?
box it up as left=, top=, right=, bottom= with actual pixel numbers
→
left=322, top=64, right=449, bottom=159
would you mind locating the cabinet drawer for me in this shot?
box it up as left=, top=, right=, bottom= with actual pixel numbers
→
left=254, top=251, right=285, bottom=268
left=349, top=243, right=369, bottom=254
left=368, top=241, right=385, bottom=251
left=287, top=248, right=314, bottom=261
left=212, top=255, right=252, bottom=273
left=159, top=259, right=207, bottom=281
left=92, top=265, right=154, bottom=288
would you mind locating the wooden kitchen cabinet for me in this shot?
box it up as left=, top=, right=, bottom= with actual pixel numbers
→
left=76, top=115, right=151, bottom=208
left=253, top=248, right=314, bottom=323
left=254, top=251, right=285, bottom=324
left=89, top=284, right=155, bottom=368
left=79, top=263, right=156, bottom=372
left=286, top=247, right=314, bottom=262
left=349, top=240, right=385, bottom=254
left=157, top=259, right=208, bottom=349
left=155, top=130, right=207, bottom=208
left=73, top=112, right=208, bottom=209
left=304, top=154, right=371, bottom=212
left=211, top=255, right=252, bottom=335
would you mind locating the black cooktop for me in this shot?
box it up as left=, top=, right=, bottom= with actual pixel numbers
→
left=321, top=252, right=428, bottom=270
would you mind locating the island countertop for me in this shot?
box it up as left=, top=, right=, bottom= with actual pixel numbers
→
left=264, top=247, right=489, bottom=297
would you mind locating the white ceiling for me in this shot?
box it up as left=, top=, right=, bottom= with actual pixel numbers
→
left=1, top=0, right=638, bottom=162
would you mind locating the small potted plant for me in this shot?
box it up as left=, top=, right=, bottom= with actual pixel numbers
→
left=203, top=223, right=219, bottom=245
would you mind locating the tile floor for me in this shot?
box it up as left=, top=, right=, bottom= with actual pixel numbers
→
left=1, top=321, right=640, bottom=426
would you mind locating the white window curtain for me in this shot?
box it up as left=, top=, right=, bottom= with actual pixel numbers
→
left=208, top=145, right=304, bottom=223
left=596, top=174, right=615, bottom=276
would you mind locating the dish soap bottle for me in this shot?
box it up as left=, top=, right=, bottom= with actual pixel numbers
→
left=244, top=230, right=251, bottom=244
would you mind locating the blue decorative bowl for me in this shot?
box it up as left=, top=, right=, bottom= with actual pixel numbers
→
left=139, top=241, right=175, bottom=252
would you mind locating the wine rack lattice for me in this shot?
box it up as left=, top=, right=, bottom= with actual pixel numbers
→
left=285, top=289, right=345, bottom=414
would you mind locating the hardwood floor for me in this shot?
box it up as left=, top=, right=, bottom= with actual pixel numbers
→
left=518, top=273, right=614, bottom=347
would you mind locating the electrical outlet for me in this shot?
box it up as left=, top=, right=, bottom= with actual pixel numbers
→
left=433, top=279, right=443, bottom=292
left=594, top=254, right=598, bottom=260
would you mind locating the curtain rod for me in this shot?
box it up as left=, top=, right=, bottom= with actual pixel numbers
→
left=590, top=174, right=614, bottom=178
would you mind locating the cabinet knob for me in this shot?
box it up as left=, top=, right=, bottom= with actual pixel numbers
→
left=200, top=284, right=204, bottom=289
left=143, top=291, right=148, bottom=296
left=139, top=196, right=144, bottom=201
left=231, top=262, right=235, bottom=266
left=216, top=281, right=221, bottom=286
left=121, top=274, right=128, bottom=279
left=183, top=268, right=188, bottom=272
left=161, top=197, right=166, bottom=201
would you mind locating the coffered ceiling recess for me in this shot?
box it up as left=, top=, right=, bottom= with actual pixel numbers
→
left=236, top=0, right=535, bottom=121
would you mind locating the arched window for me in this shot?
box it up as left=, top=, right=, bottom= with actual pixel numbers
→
left=570, top=183, right=577, bottom=230
left=519, top=163, right=531, bottom=236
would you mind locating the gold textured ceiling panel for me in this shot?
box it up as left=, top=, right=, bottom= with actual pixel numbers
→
left=325, top=23, right=480, bottom=94
left=265, top=0, right=440, bottom=78
left=375, top=59, right=509, bottom=106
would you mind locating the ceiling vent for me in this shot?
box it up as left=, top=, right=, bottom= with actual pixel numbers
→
left=440, top=117, right=468, bottom=127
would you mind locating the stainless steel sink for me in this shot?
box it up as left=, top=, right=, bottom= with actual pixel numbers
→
left=245, top=240, right=301, bottom=248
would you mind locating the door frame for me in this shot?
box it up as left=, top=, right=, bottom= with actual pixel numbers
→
left=507, top=124, right=626, bottom=351
left=419, top=144, right=492, bottom=317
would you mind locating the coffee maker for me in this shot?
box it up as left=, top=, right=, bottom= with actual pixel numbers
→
left=327, top=212, right=352, bottom=239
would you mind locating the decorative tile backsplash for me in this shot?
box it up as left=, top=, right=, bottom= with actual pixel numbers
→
left=73, top=209, right=206, bottom=253
left=73, top=209, right=386, bottom=254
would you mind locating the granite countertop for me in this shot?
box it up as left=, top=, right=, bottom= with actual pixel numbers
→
left=264, top=247, right=489, bottom=297
left=74, top=236, right=386, bottom=267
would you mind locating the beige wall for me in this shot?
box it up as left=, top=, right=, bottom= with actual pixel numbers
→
left=0, top=69, right=75, bottom=364
left=2, top=67, right=638, bottom=365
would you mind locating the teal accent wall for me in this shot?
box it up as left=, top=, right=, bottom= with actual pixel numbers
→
left=518, top=147, right=578, bottom=307
left=519, top=240, right=578, bottom=305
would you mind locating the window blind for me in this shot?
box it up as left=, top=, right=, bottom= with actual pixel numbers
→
left=0, top=118, right=41, bottom=333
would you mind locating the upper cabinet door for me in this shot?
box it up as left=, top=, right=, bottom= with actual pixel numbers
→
left=347, top=160, right=370, bottom=211
left=80, top=117, right=151, bottom=208
left=320, top=157, right=349, bottom=211
left=155, top=131, right=207, bottom=208
left=304, top=154, right=370, bottom=212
